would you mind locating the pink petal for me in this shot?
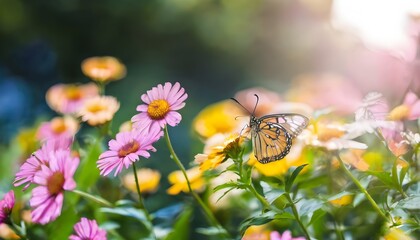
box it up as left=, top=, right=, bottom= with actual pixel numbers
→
left=404, top=91, right=419, bottom=105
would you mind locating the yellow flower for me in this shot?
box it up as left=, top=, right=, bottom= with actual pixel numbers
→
left=0, top=224, right=19, bottom=239
left=78, top=96, right=120, bottom=126
left=249, top=142, right=308, bottom=177
left=122, top=168, right=161, bottom=194
left=329, top=194, right=354, bottom=206
left=242, top=225, right=270, bottom=240
left=15, top=126, right=39, bottom=160
left=193, top=100, right=245, bottom=139
left=194, top=133, right=243, bottom=171
left=81, top=56, right=126, bottom=82
left=167, top=167, right=205, bottom=195
left=383, top=228, right=413, bottom=240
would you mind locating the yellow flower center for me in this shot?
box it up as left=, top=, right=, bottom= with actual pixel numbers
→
left=388, top=105, right=410, bottom=121
left=147, top=99, right=170, bottom=120
left=47, top=172, right=65, bottom=195
left=87, top=103, right=106, bottom=113
left=50, top=118, right=67, bottom=134
left=118, top=141, right=140, bottom=157
left=65, top=86, right=82, bottom=100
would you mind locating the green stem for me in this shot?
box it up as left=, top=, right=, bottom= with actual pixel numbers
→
left=132, top=164, right=156, bottom=239
left=7, top=218, right=27, bottom=240
left=72, top=189, right=113, bottom=208
left=285, top=193, right=311, bottom=239
left=333, top=220, right=344, bottom=240
left=335, top=153, right=389, bottom=222
left=164, top=127, right=230, bottom=238
left=132, top=164, right=146, bottom=209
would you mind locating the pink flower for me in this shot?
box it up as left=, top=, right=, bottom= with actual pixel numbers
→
left=388, top=91, right=420, bottom=121
left=37, top=116, right=79, bottom=142
left=0, top=191, right=15, bottom=224
left=69, top=217, right=107, bottom=240
left=14, top=137, right=73, bottom=190
left=270, top=230, right=305, bottom=240
left=30, top=150, right=79, bottom=224
left=46, top=83, right=99, bottom=114
left=131, top=82, right=187, bottom=132
left=97, top=128, right=163, bottom=176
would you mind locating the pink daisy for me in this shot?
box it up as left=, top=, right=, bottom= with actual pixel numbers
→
left=37, top=116, right=79, bottom=142
left=388, top=91, right=420, bottom=121
left=14, top=137, right=73, bottom=190
left=270, top=230, right=305, bottom=240
left=30, top=150, right=79, bottom=224
left=131, top=82, right=188, bottom=132
left=97, top=128, right=163, bottom=177
left=0, top=191, right=15, bottom=224
left=69, top=217, right=107, bottom=240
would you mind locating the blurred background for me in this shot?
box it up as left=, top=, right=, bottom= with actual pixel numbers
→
left=0, top=0, right=420, bottom=236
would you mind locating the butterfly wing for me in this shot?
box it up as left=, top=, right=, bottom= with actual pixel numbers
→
left=252, top=113, right=309, bottom=163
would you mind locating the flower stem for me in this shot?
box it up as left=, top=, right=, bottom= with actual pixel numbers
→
left=132, top=163, right=145, bottom=209
left=335, top=153, right=389, bottom=222
left=285, top=193, right=312, bottom=239
left=132, top=164, right=156, bottom=239
left=7, top=218, right=27, bottom=240
left=163, top=126, right=230, bottom=238
left=72, top=189, right=113, bottom=208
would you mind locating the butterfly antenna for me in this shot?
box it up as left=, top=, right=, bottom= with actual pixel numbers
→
left=230, top=97, right=251, bottom=114
left=252, top=94, right=259, bottom=116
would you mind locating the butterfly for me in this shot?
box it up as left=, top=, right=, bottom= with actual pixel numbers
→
left=231, top=94, right=309, bottom=164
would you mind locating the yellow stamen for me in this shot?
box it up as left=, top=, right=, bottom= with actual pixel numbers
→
left=118, top=141, right=140, bottom=157
left=87, top=103, right=106, bottom=113
left=47, top=172, right=65, bottom=195
left=65, top=86, right=82, bottom=100
left=50, top=118, right=67, bottom=134
left=388, top=105, right=409, bottom=121
left=147, top=99, right=170, bottom=120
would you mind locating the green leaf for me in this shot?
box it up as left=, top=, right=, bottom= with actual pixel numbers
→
left=76, top=138, right=103, bottom=191
left=307, top=208, right=326, bottom=226
left=239, top=211, right=276, bottom=235
left=196, top=227, right=227, bottom=236
left=46, top=206, right=78, bottom=240
left=260, top=181, right=285, bottom=204
left=367, top=171, right=399, bottom=190
left=213, top=181, right=244, bottom=193
left=298, top=199, right=324, bottom=219
left=396, top=195, right=420, bottom=210
left=101, top=206, right=152, bottom=230
left=165, top=206, right=193, bottom=240
left=285, top=164, right=307, bottom=192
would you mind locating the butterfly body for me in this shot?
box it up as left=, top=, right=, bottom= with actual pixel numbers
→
left=249, top=113, right=308, bottom=163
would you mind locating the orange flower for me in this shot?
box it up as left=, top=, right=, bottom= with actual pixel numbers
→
left=81, top=56, right=126, bottom=82
left=37, top=116, right=79, bottom=141
left=78, top=96, right=120, bottom=126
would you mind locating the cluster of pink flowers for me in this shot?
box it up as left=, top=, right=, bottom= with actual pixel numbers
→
left=0, top=191, right=15, bottom=224
left=97, top=82, right=188, bottom=176
left=13, top=137, right=79, bottom=224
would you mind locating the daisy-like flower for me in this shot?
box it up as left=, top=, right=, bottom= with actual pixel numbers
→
left=37, top=116, right=79, bottom=142
left=30, top=150, right=79, bottom=224
left=193, top=100, right=246, bottom=139
left=69, top=217, right=107, bottom=240
left=388, top=91, right=420, bottom=121
left=270, top=230, right=305, bottom=240
left=97, top=128, right=163, bottom=177
left=194, top=133, right=243, bottom=171
left=167, top=167, right=205, bottom=195
left=131, top=82, right=188, bottom=132
left=82, top=56, right=126, bottom=83
left=0, top=191, right=15, bottom=224
left=46, top=83, right=99, bottom=114
left=122, top=168, right=161, bottom=194
left=14, top=137, right=73, bottom=190
left=78, top=96, right=120, bottom=126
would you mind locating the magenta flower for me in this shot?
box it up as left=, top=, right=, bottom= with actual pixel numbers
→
left=270, top=230, right=305, bottom=240
left=14, top=137, right=73, bottom=190
left=0, top=191, right=15, bottom=224
left=97, top=128, right=163, bottom=176
left=69, top=217, right=107, bottom=240
left=30, top=150, right=79, bottom=224
left=131, top=82, right=187, bottom=132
